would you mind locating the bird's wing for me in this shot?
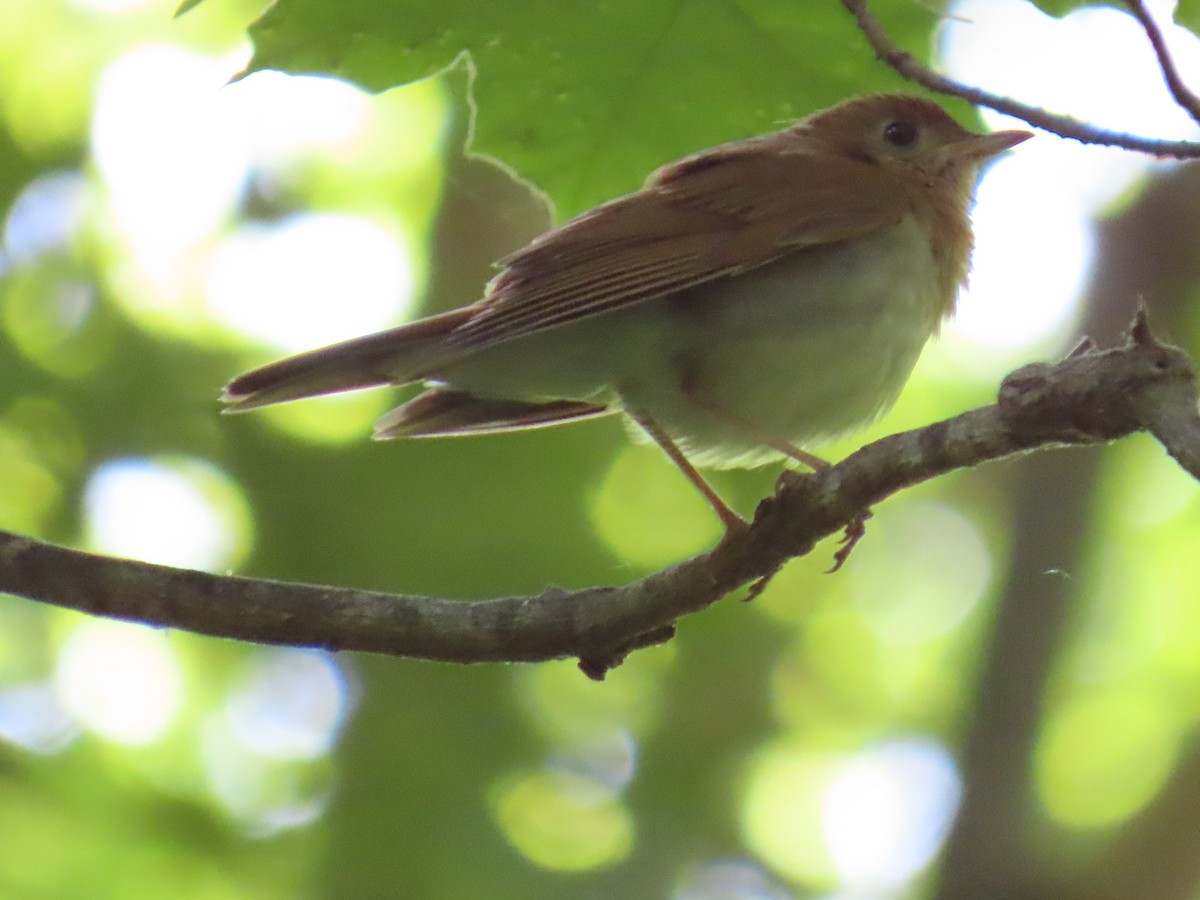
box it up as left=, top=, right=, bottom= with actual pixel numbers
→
left=452, top=138, right=912, bottom=349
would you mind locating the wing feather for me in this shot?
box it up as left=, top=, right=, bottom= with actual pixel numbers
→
left=452, top=130, right=913, bottom=351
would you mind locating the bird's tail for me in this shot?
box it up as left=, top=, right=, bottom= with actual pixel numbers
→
left=221, top=307, right=473, bottom=412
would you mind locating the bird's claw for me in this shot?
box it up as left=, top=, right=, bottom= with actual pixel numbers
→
left=827, top=509, right=873, bottom=573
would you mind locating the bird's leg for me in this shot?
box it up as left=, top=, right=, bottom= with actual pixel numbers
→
left=680, top=374, right=829, bottom=471
left=680, top=375, right=870, bottom=570
left=628, top=411, right=747, bottom=533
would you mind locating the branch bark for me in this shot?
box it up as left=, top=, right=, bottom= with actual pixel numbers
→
left=0, top=315, right=1196, bottom=679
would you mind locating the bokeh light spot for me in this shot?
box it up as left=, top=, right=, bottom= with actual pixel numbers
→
left=3, top=171, right=89, bottom=266
left=740, top=743, right=839, bottom=888
left=207, top=213, right=414, bottom=354
left=3, top=395, right=86, bottom=477
left=2, top=268, right=113, bottom=379
left=0, top=681, right=78, bottom=755
left=83, top=456, right=253, bottom=570
left=548, top=728, right=638, bottom=793
left=54, top=619, right=182, bottom=746
left=771, top=609, right=885, bottom=733
left=0, top=425, right=62, bottom=534
left=0, top=5, right=96, bottom=151
left=226, top=649, right=354, bottom=760
left=491, top=770, right=633, bottom=872
left=201, top=712, right=336, bottom=837
left=240, top=389, right=392, bottom=446
left=92, top=44, right=252, bottom=282
left=1107, top=439, right=1200, bottom=530
left=199, top=650, right=351, bottom=837
left=822, top=738, right=960, bottom=891
left=520, top=654, right=669, bottom=744
left=949, top=148, right=1090, bottom=354
left=1037, top=691, right=1177, bottom=828
left=848, top=501, right=992, bottom=644
left=590, top=444, right=721, bottom=567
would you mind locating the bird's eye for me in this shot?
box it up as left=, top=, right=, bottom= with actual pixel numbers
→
left=883, top=121, right=919, bottom=148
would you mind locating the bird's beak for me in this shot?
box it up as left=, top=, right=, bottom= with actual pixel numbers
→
left=945, top=128, right=1034, bottom=164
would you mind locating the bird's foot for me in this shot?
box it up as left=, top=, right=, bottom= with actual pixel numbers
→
left=827, top=509, right=873, bottom=573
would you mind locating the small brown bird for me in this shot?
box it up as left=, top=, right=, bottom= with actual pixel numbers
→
left=223, top=94, right=1030, bottom=532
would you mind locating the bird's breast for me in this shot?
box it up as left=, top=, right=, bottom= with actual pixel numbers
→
left=624, top=215, right=950, bottom=466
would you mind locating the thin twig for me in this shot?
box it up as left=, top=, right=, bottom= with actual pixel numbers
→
left=1126, top=0, right=1200, bottom=124
left=841, top=0, right=1200, bottom=159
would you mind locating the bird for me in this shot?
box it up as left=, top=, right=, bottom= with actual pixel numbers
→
left=222, top=93, right=1031, bottom=537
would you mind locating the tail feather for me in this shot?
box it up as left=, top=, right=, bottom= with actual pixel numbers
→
left=221, top=308, right=473, bottom=412
left=374, top=388, right=611, bottom=439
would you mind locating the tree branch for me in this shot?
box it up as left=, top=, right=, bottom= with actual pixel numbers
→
left=841, top=0, right=1200, bottom=159
left=0, top=315, right=1196, bottom=679
left=1126, top=0, right=1200, bottom=124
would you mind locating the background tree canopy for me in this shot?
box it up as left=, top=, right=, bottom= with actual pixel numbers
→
left=2, top=0, right=1200, bottom=898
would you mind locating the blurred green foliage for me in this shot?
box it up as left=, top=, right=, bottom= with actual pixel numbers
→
left=2, top=0, right=1200, bottom=899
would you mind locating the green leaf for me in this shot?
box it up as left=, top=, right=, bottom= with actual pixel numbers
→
left=240, top=0, right=940, bottom=216
left=1177, top=0, right=1200, bottom=35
